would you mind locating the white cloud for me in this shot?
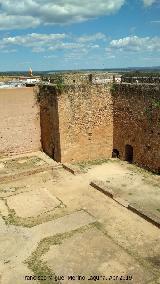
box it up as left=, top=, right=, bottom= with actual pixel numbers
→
left=44, top=55, right=58, bottom=59
left=48, top=42, right=85, bottom=51
left=0, top=33, right=67, bottom=52
left=110, top=36, right=160, bottom=51
left=90, top=44, right=100, bottom=49
left=77, top=33, right=107, bottom=43
left=0, top=0, right=125, bottom=30
left=2, top=33, right=66, bottom=45
left=0, top=0, right=158, bottom=31
left=143, top=0, right=156, bottom=7
left=0, top=14, right=40, bottom=30
left=1, top=32, right=160, bottom=60
left=0, top=32, right=106, bottom=52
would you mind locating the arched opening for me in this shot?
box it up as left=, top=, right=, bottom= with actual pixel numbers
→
left=112, top=149, right=120, bottom=158
left=125, top=144, right=133, bottom=163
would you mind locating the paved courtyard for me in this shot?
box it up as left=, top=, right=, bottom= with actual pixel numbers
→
left=0, top=152, right=160, bottom=284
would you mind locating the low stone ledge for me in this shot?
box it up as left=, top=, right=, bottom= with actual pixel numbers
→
left=90, top=180, right=114, bottom=198
left=62, top=163, right=83, bottom=175
left=128, top=204, right=160, bottom=229
left=0, top=165, right=58, bottom=183
left=113, top=197, right=129, bottom=208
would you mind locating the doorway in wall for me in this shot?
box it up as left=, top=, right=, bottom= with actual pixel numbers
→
left=112, top=149, right=120, bottom=158
left=125, top=144, right=133, bottom=163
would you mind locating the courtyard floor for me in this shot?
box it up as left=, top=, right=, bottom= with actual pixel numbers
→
left=0, top=152, right=160, bottom=284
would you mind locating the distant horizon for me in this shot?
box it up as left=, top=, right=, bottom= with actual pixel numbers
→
left=0, top=65, right=160, bottom=73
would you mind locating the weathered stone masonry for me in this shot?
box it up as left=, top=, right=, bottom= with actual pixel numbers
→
left=39, top=82, right=160, bottom=173
left=39, top=84, right=113, bottom=163
left=38, top=85, right=61, bottom=162
left=113, top=83, right=160, bottom=173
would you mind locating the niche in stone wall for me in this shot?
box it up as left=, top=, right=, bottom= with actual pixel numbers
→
left=125, top=144, right=133, bottom=163
left=112, top=149, right=120, bottom=158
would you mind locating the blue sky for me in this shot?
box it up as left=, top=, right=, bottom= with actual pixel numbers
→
left=0, top=0, right=159, bottom=71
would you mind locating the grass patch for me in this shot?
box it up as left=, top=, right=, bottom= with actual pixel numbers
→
left=3, top=156, right=46, bottom=171
left=0, top=186, right=26, bottom=198
left=127, top=163, right=159, bottom=178
left=25, top=223, right=95, bottom=284
left=74, top=159, right=109, bottom=170
left=2, top=199, right=68, bottom=228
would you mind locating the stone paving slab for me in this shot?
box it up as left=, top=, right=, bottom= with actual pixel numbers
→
left=128, top=204, right=160, bottom=229
left=0, top=210, right=95, bottom=284
left=7, top=187, right=62, bottom=218
left=1, top=159, right=160, bottom=284
left=32, top=210, right=96, bottom=237
left=0, top=210, right=95, bottom=263
left=90, top=180, right=160, bottom=229
left=0, top=264, right=38, bottom=284
left=42, top=227, right=154, bottom=284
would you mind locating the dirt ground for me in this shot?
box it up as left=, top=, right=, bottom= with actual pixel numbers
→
left=0, top=153, right=160, bottom=284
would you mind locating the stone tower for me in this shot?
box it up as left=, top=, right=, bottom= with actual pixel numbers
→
left=29, top=67, right=33, bottom=77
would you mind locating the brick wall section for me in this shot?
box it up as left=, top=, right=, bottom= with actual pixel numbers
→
left=39, top=84, right=113, bottom=163
left=0, top=88, right=41, bottom=157
left=113, top=84, right=160, bottom=173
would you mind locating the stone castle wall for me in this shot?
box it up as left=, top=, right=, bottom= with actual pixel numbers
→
left=58, top=84, right=113, bottom=163
left=121, top=76, right=160, bottom=84
left=0, top=80, right=159, bottom=173
left=39, top=82, right=160, bottom=173
left=113, top=83, right=160, bottom=173
left=0, top=87, right=41, bottom=157
left=39, top=84, right=113, bottom=163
